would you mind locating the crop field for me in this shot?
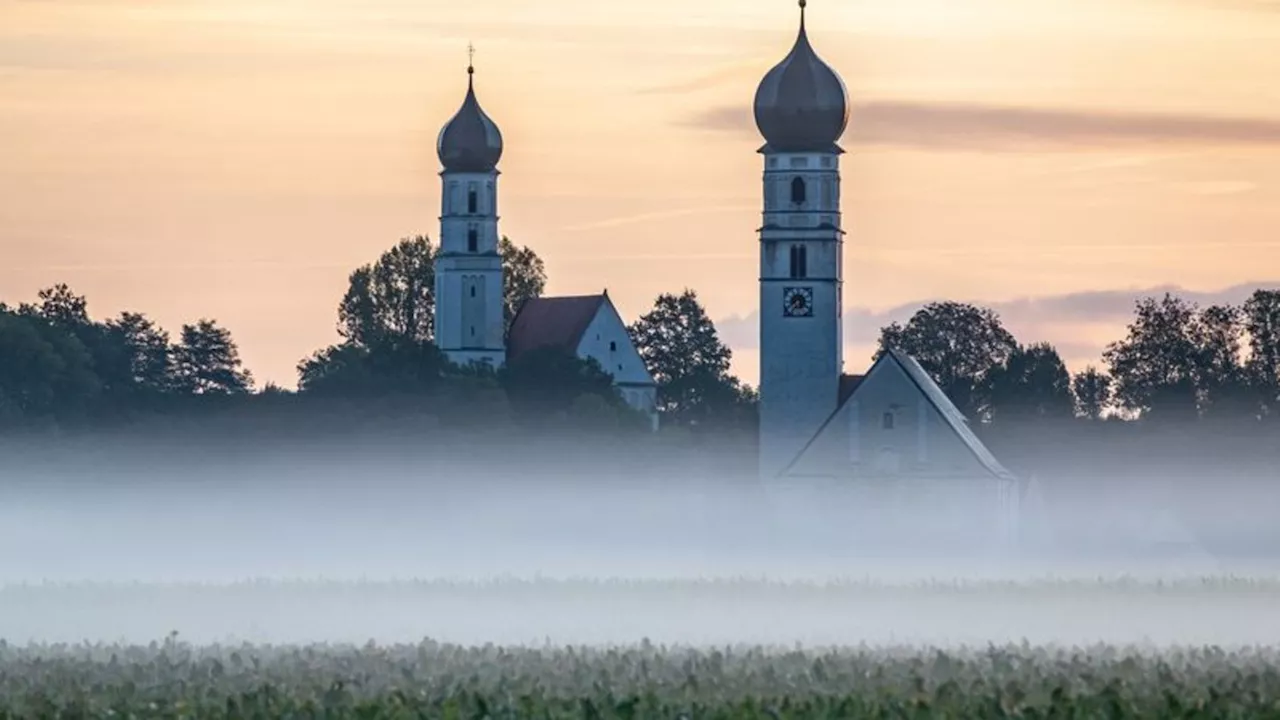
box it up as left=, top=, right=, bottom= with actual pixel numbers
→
left=3, top=577, right=1280, bottom=717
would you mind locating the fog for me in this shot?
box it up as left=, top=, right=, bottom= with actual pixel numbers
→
left=3, top=438, right=1280, bottom=650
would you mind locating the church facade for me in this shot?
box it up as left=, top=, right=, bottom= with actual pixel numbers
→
left=432, top=61, right=659, bottom=428
left=750, top=2, right=1020, bottom=536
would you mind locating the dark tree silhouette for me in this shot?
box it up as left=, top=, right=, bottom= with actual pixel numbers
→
left=876, top=301, right=1017, bottom=421
left=1244, top=289, right=1280, bottom=416
left=499, top=236, right=546, bottom=333
left=1103, top=294, right=1202, bottom=420
left=499, top=346, right=623, bottom=418
left=337, top=234, right=547, bottom=349
left=338, top=235, right=437, bottom=347
left=1071, top=366, right=1112, bottom=420
left=171, top=320, right=253, bottom=395
left=987, top=342, right=1074, bottom=422
left=0, top=308, right=99, bottom=424
left=105, top=312, right=174, bottom=394
left=297, top=339, right=450, bottom=397
left=627, top=289, right=756, bottom=429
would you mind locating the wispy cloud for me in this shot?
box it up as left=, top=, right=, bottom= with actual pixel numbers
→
left=687, top=101, right=1280, bottom=151
left=715, top=281, right=1280, bottom=360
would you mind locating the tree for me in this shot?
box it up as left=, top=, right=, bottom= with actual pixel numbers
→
left=336, top=235, right=547, bottom=349
left=987, top=342, right=1074, bottom=422
left=627, top=289, right=755, bottom=429
left=1243, top=289, right=1280, bottom=416
left=338, top=235, right=437, bottom=347
left=1103, top=293, right=1258, bottom=421
left=171, top=319, right=253, bottom=395
left=1071, top=366, right=1112, bottom=420
left=297, top=338, right=450, bottom=397
left=0, top=308, right=100, bottom=424
left=499, top=346, right=623, bottom=419
left=104, top=312, right=174, bottom=394
left=499, top=236, right=546, bottom=332
left=1103, top=294, right=1201, bottom=420
left=876, top=302, right=1017, bottom=421
left=1192, top=303, right=1253, bottom=419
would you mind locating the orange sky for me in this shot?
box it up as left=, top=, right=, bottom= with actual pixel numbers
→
left=3, top=0, right=1280, bottom=387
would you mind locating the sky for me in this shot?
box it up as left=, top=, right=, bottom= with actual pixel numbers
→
left=3, top=0, right=1280, bottom=387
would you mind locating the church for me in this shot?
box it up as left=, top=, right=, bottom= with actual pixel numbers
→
left=430, top=0, right=1020, bottom=527
left=752, top=1, right=1020, bottom=538
left=432, top=56, right=660, bottom=430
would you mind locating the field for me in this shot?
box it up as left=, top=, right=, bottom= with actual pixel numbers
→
left=4, top=577, right=1280, bottom=717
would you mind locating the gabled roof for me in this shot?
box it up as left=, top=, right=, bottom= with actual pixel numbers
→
left=782, top=349, right=1016, bottom=481
left=506, top=294, right=606, bottom=362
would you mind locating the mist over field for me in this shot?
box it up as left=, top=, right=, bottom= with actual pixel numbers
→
left=3, top=435, right=1280, bottom=651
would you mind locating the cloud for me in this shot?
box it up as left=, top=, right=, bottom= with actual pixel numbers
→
left=715, top=281, right=1280, bottom=363
left=686, top=101, right=1280, bottom=151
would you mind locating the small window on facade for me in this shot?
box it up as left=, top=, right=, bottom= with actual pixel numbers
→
left=467, top=188, right=478, bottom=214
left=467, top=227, right=478, bottom=252
left=470, top=326, right=475, bottom=337
left=882, top=412, right=895, bottom=430
left=610, top=341, right=617, bottom=352
left=790, top=177, right=806, bottom=204
left=470, top=286, right=476, bottom=298
left=788, top=245, right=807, bottom=279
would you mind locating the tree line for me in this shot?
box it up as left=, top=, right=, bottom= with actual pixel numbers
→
left=3, top=233, right=1278, bottom=448
left=880, top=291, right=1280, bottom=426
left=0, top=236, right=755, bottom=442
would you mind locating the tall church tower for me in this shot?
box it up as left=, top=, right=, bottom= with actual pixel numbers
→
left=754, top=1, right=850, bottom=479
left=434, top=52, right=507, bottom=369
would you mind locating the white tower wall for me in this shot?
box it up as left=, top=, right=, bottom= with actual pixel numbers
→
left=758, top=150, right=844, bottom=479
left=434, top=169, right=506, bottom=368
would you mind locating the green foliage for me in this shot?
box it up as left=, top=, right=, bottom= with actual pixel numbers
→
left=0, top=635, right=1278, bottom=718
left=171, top=319, right=254, bottom=395
left=987, top=342, right=1074, bottom=423
left=499, top=346, right=628, bottom=420
left=337, top=234, right=547, bottom=348
left=1103, top=294, right=1260, bottom=421
left=500, top=235, right=547, bottom=333
left=1071, top=365, right=1112, bottom=420
left=298, top=339, right=450, bottom=397
left=876, top=302, right=1018, bottom=421
left=628, top=289, right=756, bottom=431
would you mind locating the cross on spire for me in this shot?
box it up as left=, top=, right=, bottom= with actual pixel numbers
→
left=467, top=42, right=475, bottom=75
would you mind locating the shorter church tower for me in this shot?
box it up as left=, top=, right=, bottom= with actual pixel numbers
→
left=434, top=53, right=506, bottom=369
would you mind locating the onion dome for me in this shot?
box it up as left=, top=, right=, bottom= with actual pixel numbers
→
left=753, top=0, right=850, bottom=153
left=436, top=59, right=504, bottom=173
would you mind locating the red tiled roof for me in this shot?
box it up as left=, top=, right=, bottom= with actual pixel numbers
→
left=838, top=373, right=864, bottom=404
left=506, top=294, right=606, bottom=362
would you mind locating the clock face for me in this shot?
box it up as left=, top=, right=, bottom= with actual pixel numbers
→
left=783, top=286, right=814, bottom=317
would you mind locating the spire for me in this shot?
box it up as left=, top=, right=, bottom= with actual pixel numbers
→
left=436, top=42, right=504, bottom=172
left=752, top=0, right=849, bottom=152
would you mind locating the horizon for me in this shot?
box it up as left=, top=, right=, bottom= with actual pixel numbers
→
left=4, top=0, right=1280, bottom=388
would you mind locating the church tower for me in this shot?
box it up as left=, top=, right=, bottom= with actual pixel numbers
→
left=754, top=0, right=850, bottom=479
left=434, top=51, right=507, bottom=369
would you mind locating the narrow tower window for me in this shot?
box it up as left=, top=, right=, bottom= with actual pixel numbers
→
left=470, top=286, right=476, bottom=298
left=882, top=412, right=895, bottom=430
left=789, top=245, right=807, bottom=279
left=790, top=176, right=806, bottom=204
left=467, top=188, right=478, bottom=214
left=467, top=227, right=478, bottom=252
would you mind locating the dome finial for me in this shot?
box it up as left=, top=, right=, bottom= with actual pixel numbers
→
left=799, top=0, right=807, bottom=29
left=467, top=42, right=475, bottom=77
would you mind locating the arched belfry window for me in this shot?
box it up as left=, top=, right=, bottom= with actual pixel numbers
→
left=467, top=188, right=478, bottom=214
left=788, top=245, right=807, bottom=279
left=790, top=176, right=807, bottom=205
left=467, top=227, right=478, bottom=252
